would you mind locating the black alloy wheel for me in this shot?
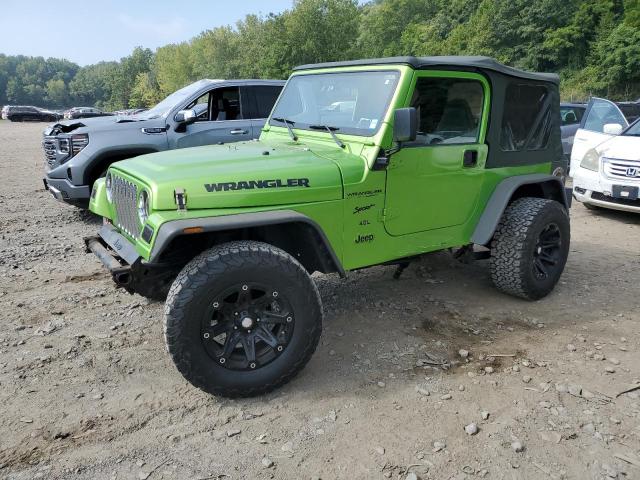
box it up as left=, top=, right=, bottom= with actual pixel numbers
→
left=532, top=222, right=562, bottom=280
left=201, top=283, right=295, bottom=371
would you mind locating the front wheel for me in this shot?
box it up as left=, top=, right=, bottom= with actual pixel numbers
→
left=490, top=198, right=570, bottom=300
left=164, top=241, right=322, bottom=397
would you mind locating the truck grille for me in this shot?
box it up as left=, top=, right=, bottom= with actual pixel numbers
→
left=111, top=175, right=141, bottom=238
left=603, top=158, right=640, bottom=181
left=42, top=137, right=57, bottom=166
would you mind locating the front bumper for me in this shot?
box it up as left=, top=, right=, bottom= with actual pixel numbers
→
left=85, top=224, right=141, bottom=267
left=572, top=167, right=640, bottom=213
left=85, top=224, right=175, bottom=298
left=43, top=176, right=91, bottom=206
left=84, top=224, right=142, bottom=285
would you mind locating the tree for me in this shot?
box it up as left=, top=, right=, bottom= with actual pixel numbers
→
left=69, top=61, right=118, bottom=108
left=129, top=71, right=162, bottom=108
left=155, top=42, right=197, bottom=96
left=46, top=78, right=67, bottom=107
left=105, top=47, right=154, bottom=110
left=1, top=0, right=640, bottom=107
left=358, top=0, right=440, bottom=57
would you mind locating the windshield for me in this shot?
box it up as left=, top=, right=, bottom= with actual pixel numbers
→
left=560, top=106, right=584, bottom=126
left=270, top=71, right=400, bottom=136
left=624, top=119, right=640, bottom=136
left=136, top=80, right=212, bottom=120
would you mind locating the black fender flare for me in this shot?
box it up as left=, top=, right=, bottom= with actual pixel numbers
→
left=471, top=174, right=570, bottom=246
left=148, top=209, right=345, bottom=277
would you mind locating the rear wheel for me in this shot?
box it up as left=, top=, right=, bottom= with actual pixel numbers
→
left=490, top=197, right=570, bottom=300
left=164, top=241, right=322, bottom=397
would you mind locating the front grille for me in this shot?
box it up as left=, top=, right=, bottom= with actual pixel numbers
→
left=591, top=192, right=640, bottom=207
left=42, top=137, right=56, bottom=166
left=111, top=175, right=141, bottom=238
left=603, top=158, right=640, bottom=181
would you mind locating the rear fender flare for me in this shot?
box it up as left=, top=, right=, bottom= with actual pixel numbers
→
left=471, top=174, right=569, bottom=246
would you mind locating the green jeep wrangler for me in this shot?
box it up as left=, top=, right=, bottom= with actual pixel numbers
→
left=86, top=56, right=570, bottom=397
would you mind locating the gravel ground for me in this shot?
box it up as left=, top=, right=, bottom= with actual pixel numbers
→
left=0, top=120, right=639, bottom=480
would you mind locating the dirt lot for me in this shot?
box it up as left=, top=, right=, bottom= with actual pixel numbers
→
left=0, top=120, right=639, bottom=480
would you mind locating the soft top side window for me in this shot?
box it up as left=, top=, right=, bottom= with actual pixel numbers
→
left=501, top=84, right=552, bottom=152
left=408, top=77, right=485, bottom=146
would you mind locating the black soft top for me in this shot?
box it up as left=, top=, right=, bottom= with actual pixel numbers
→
left=294, top=56, right=559, bottom=84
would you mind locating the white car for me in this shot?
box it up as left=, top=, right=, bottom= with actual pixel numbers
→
left=571, top=98, right=639, bottom=213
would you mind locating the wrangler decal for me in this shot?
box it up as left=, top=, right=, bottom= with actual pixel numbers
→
left=205, top=178, right=310, bottom=192
left=346, top=189, right=383, bottom=198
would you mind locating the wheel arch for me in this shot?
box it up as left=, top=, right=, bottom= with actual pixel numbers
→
left=149, top=210, right=345, bottom=277
left=471, top=174, right=570, bottom=246
left=83, top=148, right=160, bottom=185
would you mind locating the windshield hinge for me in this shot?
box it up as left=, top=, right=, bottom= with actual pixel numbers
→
left=174, top=188, right=187, bottom=212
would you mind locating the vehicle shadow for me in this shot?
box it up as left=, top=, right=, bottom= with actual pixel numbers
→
left=56, top=206, right=102, bottom=226
left=276, top=238, right=637, bottom=398
left=582, top=206, right=640, bottom=225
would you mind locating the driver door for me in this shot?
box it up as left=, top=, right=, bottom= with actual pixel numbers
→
left=384, top=72, right=489, bottom=236
left=570, top=98, right=628, bottom=172
left=170, top=86, right=253, bottom=149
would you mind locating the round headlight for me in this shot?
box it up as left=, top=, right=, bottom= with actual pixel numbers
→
left=137, top=189, right=150, bottom=224
left=105, top=172, right=112, bottom=202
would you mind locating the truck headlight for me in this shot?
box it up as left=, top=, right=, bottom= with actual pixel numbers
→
left=71, top=134, right=89, bottom=156
left=138, top=189, right=150, bottom=224
left=580, top=149, right=600, bottom=172
left=105, top=172, right=112, bottom=202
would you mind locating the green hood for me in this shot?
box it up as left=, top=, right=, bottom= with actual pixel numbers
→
left=111, top=141, right=353, bottom=210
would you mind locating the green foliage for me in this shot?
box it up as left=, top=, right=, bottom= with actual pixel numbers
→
left=69, top=62, right=118, bottom=108
left=129, top=71, right=163, bottom=108
left=1, top=0, right=639, bottom=109
left=104, top=47, right=154, bottom=110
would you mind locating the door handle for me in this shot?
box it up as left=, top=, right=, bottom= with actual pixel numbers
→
left=463, top=150, right=478, bottom=167
left=230, top=129, right=248, bottom=135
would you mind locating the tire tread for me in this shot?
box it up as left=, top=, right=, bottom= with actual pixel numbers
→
left=163, top=240, right=322, bottom=398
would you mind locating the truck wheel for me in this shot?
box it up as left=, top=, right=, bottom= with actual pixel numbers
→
left=490, top=197, right=570, bottom=300
left=164, top=241, right=322, bottom=397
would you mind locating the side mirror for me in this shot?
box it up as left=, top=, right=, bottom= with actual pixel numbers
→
left=175, top=109, right=197, bottom=125
left=393, top=107, right=417, bottom=143
left=603, top=123, right=624, bottom=135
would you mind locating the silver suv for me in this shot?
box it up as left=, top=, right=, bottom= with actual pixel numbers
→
left=43, top=79, right=284, bottom=208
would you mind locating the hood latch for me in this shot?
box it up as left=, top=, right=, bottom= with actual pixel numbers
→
left=174, top=188, right=187, bottom=212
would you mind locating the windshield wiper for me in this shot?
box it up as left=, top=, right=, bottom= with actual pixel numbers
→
left=271, top=117, right=298, bottom=141
left=309, top=124, right=345, bottom=148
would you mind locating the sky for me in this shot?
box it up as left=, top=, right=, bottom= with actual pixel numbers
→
left=0, top=0, right=294, bottom=66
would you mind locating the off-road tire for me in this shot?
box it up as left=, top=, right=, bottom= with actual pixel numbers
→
left=490, top=197, right=570, bottom=300
left=164, top=241, right=322, bottom=397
